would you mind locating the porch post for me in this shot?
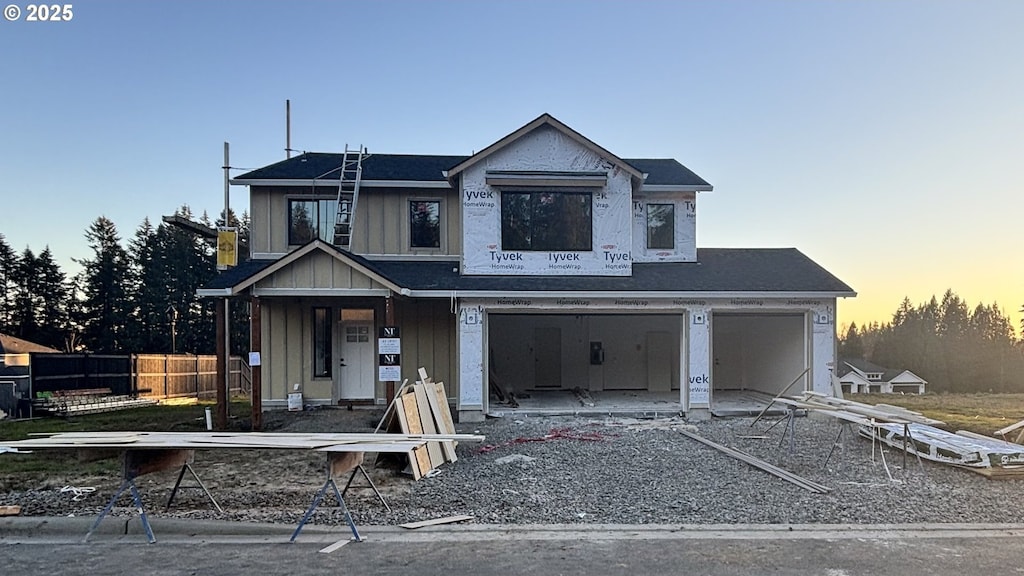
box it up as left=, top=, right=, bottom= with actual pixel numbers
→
left=250, top=295, right=262, bottom=431
left=215, top=298, right=228, bottom=430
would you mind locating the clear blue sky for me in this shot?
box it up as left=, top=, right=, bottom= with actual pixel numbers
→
left=2, top=0, right=1022, bottom=331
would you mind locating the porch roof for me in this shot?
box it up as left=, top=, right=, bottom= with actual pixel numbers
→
left=201, top=246, right=855, bottom=297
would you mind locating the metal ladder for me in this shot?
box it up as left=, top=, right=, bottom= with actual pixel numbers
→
left=332, top=144, right=365, bottom=249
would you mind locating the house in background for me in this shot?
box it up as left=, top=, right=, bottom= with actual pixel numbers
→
left=202, top=114, right=855, bottom=421
left=0, top=333, right=59, bottom=419
left=837, top=358, right=927, bottom=394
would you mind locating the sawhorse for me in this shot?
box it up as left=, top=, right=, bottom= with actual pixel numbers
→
left=291, top=451, right=389, bottom=543
left=85, top=449, right=220, bottom=543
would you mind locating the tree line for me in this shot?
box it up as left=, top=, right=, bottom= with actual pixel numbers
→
left=838, top=290, right=1024, bottom=393
left=0, top=207, right=250, bottom=355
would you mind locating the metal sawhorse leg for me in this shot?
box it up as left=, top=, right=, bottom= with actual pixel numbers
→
left=85, top=449, right=197, bottom=544
left=291, top=451, right=367, bottom=543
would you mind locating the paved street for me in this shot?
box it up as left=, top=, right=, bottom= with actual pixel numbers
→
left=3, top=520, right=1024, bottom=575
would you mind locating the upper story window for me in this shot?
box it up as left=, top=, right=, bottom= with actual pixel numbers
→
left=409, top=200, right=441, bottom=248
left=501, top=191, right=592, bottom=251
left=646, top=203, right=675, bottom=250
left=289, top=198, right=342, bottom=245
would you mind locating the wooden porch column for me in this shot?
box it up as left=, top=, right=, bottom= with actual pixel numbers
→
left=250, top=295, right=262, bottom=431
left=385, top=294, right=396, bottom=402
left=215, top=298, right=228, bottom=430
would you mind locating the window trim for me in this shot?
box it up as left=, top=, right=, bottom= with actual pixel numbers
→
left=287, top=196, right=341, bottom=246
left=646, top=202, right=675, bottom=250
left=499, top=189, right=594, bottom=252
left=407, top=197, right=445, bottom=251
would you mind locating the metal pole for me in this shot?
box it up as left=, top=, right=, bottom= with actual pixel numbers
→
left=222, top=142, right=231, bottom=424
left=286, top=99, right=291, bottom=159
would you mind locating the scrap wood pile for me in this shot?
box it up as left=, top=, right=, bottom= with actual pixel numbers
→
left=377, top=368, right=460, bottom=480
left=779, top=391, right=1024, bottom=479
left=32, top=388, right=158, bottom=417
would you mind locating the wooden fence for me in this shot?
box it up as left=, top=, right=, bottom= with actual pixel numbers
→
left=134, top=354, right=247, bottom=400
left=27, top=353, right=248, bottom=401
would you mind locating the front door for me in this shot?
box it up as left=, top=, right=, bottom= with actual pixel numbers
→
left=336, top=321, right=375, bottom=400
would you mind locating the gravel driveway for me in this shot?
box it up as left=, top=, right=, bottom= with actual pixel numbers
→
left=3, top=409, right=1021, bottom=527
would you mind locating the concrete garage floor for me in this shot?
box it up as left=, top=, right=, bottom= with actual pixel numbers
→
left=486, top=389, right=787, bottom=418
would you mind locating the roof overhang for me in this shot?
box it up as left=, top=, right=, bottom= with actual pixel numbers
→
left=641, top=184, right=714, bottom=193
left=399, top=289, right=856, bottom=299
left=197, top=240, right=404, bottom=297
left=485, top=170, right=608, bottom=188
left=230, top=178, right=450, bottom=189
left=444, top=114, right=644, bottom=184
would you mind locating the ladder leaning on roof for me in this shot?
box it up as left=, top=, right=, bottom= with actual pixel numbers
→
left=332, top=144, right=365, bottom=249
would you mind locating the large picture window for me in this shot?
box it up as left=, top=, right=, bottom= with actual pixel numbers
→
left=313, top=307, right=332, bottom=378
left=289, top=198, right=341, bottom=245
left=646, top=203, right=675, bottom=250
left=501, top=191, right=592, bottom=251
left=409, top=200, right=441, bottom=248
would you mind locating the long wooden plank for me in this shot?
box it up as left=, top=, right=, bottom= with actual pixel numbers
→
left=414, top=383, right=446, bottom=468
left=401, top=390, right=432, bottom=477
left=399, top=515, right=474, bottom=529
left=424, top=382, right=457, bottom=462
left=316, top=441, right=425, bottom=453
left=678, top=429, right=830, bottom=494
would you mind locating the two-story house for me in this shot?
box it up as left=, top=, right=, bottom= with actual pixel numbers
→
left=200, top=114, right=855, bottom=421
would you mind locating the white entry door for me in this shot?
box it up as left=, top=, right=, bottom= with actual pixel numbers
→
left=336, top=322, right=375, bottom=400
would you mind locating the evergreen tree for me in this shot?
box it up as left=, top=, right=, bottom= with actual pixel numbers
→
left=34, top=246, right=70, bottom=349
left=0, top=234, right=17, bottom=333
left=75, top=216, right=132, bottom=353
left=10, top=247, right=39, bottom=342
left=127, top=218, right=166, bottom=352
left=838, top=322, right=865, bottom=359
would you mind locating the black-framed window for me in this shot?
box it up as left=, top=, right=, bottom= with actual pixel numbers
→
left=409, top=200, right=441, bottom=248
left=646, top=203, right=675, bottom=250
left=501, top=191, right=592, bottom=251
left=313, top=307, right=332, bottom=378
left=289, top=198, right=341, bottom=245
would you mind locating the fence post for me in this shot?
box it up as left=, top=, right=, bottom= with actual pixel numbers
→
left=195, top=355, right=200, bottom=398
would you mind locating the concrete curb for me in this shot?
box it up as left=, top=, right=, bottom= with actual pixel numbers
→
left=5, top=517, right=1024, bottom=543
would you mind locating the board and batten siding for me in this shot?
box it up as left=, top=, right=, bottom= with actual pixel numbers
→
left=259, top=296, right=458, bottom=404
left=258, top=251, right=389, bottom=291
left=395, top=298, right=458, bottom=400
left=249, top=185, right=461, bottom=257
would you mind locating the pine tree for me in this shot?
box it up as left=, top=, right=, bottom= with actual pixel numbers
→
left=10, top=247, right=39, bottom=342
left=34, top=246, right=70, bottom=349
left=75, top=216, right=132, bottom=353
left=0, top=234, right=18, bottom=333
left=838, top=322, right=865, bottom=360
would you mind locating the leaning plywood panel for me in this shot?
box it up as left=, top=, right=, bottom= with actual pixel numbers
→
left=413, top=383, right=446, bottom=468
left=424, top=382, right=457, bottom=462
left=401, top=391, right=432, bottom=477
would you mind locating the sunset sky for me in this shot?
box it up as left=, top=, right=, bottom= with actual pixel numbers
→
left=1, top=1, right=1021, bottom=332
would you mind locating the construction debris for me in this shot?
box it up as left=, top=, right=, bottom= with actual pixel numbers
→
left=678, top=428, right=831, bottom=494
left=399, top=515, right=474, bottom=529
left=0, top=505, right=21, bottom=516
left=477, top=427, right=611, bottom=454
left=376, top=368, right=461, bottom=480
left=861, top=423, right=1024, bottom=475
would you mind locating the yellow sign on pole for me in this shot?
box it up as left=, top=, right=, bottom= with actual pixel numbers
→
left=217, top=227, right=237, bottom=269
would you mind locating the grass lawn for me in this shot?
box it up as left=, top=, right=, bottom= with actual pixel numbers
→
left=0, top=400, right=252, bottom=489
left=852, top=393, right=1024, bottom=437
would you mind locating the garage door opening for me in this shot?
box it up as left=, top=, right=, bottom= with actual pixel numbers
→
left=711, top=312, right=808, bottom=414
left=487, top=313, right=683, bottom=414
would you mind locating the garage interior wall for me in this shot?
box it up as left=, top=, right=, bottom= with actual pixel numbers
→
left=488, top=314, right=681, bottom=393
left=712, top=313, right=807, bottom=396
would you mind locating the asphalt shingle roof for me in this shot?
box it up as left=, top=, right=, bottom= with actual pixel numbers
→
left=203, top=248, right=853, bottom=295
left=234, top=153, right=711, bottom=188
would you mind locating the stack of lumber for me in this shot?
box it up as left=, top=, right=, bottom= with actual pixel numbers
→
left=378, top=368, right=459, bottom=480
left=783, top=391, right=945, bottom=426
left=33, top=389, right=158, bottom=417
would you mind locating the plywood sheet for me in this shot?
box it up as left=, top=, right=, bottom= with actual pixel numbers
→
left=424, top=382, right=457, bottom=462
left=401, top=390, right=432, bottom=476
left=414, top=383, right=445, bottom=468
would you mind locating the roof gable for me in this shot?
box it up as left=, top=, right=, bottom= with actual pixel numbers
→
left=444, top=113, right=643, bottom=183
left=0, top=333, right=60, bottom=354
